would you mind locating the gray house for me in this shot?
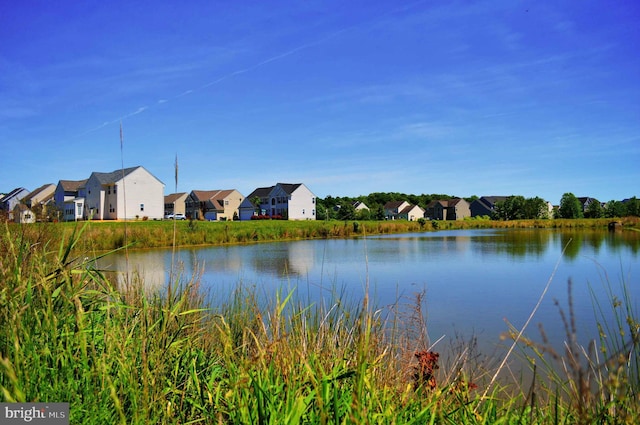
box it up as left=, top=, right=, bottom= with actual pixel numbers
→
left=470, top=196, right=509, bottom=218
left=0, top=187, right=30, bottom=220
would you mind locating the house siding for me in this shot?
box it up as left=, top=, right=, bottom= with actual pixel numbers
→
left=85, top=166, right=164, bottom=220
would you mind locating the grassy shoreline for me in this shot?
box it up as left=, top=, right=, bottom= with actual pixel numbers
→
left=17, top=216, right=640, bottom=253
left=1, top=220, right=639, bottom=423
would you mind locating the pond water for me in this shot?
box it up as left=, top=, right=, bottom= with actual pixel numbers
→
left=98, top=228, right=640, bottom=359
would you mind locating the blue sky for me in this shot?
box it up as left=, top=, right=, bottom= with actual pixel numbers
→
left=1, top=0, right=639, bottom=204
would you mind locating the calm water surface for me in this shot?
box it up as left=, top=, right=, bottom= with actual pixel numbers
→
left=100, top=228, right=639, bottom=355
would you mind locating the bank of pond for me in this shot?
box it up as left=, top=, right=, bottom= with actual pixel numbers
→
left=1, top=222, right=639, bottom=423
left=30, top=216, right=640, bottom=252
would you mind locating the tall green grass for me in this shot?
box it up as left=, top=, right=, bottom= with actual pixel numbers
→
left=1, top=222, right=638, bottom=423
left=46, top=216, right=639, bottom=252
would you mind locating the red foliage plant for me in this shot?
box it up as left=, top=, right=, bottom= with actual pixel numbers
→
left=413, top=350, right=439, bottom=390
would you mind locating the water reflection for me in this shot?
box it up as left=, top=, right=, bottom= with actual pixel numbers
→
left=97, top=228, right=639, bottom=358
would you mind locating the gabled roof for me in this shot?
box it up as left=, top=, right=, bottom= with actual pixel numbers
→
left=190, top=190, right=221, bottom=202
left=22, top=184, right=55, bottom=203
left=426, top=200, right=448, bottom=208
left=475, top=196, right=509, bottom=209
left=91, top=167, right=140, bottom=185
left=211, top=189, right=235, bottom=202
left=190, top=189, right=238, bottom=209
left=246, top=187, right=273, bottom=199
left=165, top=192, right=187, bottom=203
left=59, top=179, right=87, bottom=192
left=2, top=187, right=30, bottom=202
left=276, top=183, right=302, bottom=195
left=384, top=201, right=407, bottom=210
left=13, top=203, right=31, bottom=212
left=577, top=197, right=597, bottom=205
left=400, top=204, right=424, bottom=214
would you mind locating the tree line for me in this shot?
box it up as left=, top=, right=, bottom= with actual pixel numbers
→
left=316, top=192, right=639, bottom=221
left=316, top=192, right=476, bottom=221
left=556, top=193, right=639, bottom=219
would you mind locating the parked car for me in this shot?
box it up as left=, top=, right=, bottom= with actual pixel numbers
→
left=164, top=213, right=174, bottom=220
left=174, top=213, right=186, bottom=220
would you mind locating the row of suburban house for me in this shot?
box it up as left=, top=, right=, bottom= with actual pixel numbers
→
left=1, top=165, right=605, bottom=224
left=0, top=166, right=318, bottom=223
left=359, top=196, right=555, bottom=221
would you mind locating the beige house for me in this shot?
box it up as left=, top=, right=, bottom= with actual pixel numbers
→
left=400, top=204, right=425, bottom=221
left=185, top=189, right=244, bottom=221
left=384, top=201, right=424, bottom=221
left=353, top=201, right=369, bottom=211
left=13, top=204, right=35, bottom=224
left=164, top=192, right=188, bottom=216
left=425, top=198, right=471, bottom=220
left=20, top=183, right=56, bottom=221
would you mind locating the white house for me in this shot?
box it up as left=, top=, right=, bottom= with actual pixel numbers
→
left=241, top=183, right=317, bottom=220
left=84, top=166, right=164, bottom=220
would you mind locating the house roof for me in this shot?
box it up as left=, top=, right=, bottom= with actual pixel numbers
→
left=246, top=187, right=273, bottom=199
left=59, top=179, right=87, bottom=192
left=353, top=201, right=368, bottom=209
left=448, top=198, right=466, bottom=206
left=2, top=187, right=30, bottom=202
left=22, top=184, right=55, bottom=203
left=209, top=189, right=236, bottom=209
left=165, top=192, right=187, bottom=203
left=13, top=203, right=31, bottom=213
left=190, top=189, right=238, bottom=210
left=246, top=183, right=311, bottom=200
left=384, top=201, right=407, bottom=210
left=400, top=204, right=424, bottom=214
left=426, top=200, right=448, bottom=208
left=276, top=183, right=302, bottom=195
left=91, top=167, right=140, bottom=185
left=190, top=190, right=220, bottom=202
left=475, top=196, right=509, bottom=209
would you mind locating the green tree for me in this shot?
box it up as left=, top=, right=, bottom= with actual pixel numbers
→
left=337, top=202, right=356, bottom=221
left=624, top=197, right=640, bottom=217
left=557, top=193, right=583, bottom=219
left=584, top=199, right=603, bottom=218
left=604, top=200, right=625, bottom=218
left=372, top=204, right=385, bottom=220
left=356, top=207, right=371, bottom=220
left=494, top=196, right=525, bottom=220
left=523, top=197, right=548, bottom=219
left=251, top=196, right=262, bottom=215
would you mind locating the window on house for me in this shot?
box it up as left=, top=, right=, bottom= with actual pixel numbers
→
left=140, top=204, right=144, bottom=212
left=302, top=209, right=305, bottom=214
left=113, top=186, right=117, bottom=193
left=225, top=200, right=229, bottom=205
left=107, top=187, right=111, bottom=194
left=312, top=198, right=315, bottom=204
